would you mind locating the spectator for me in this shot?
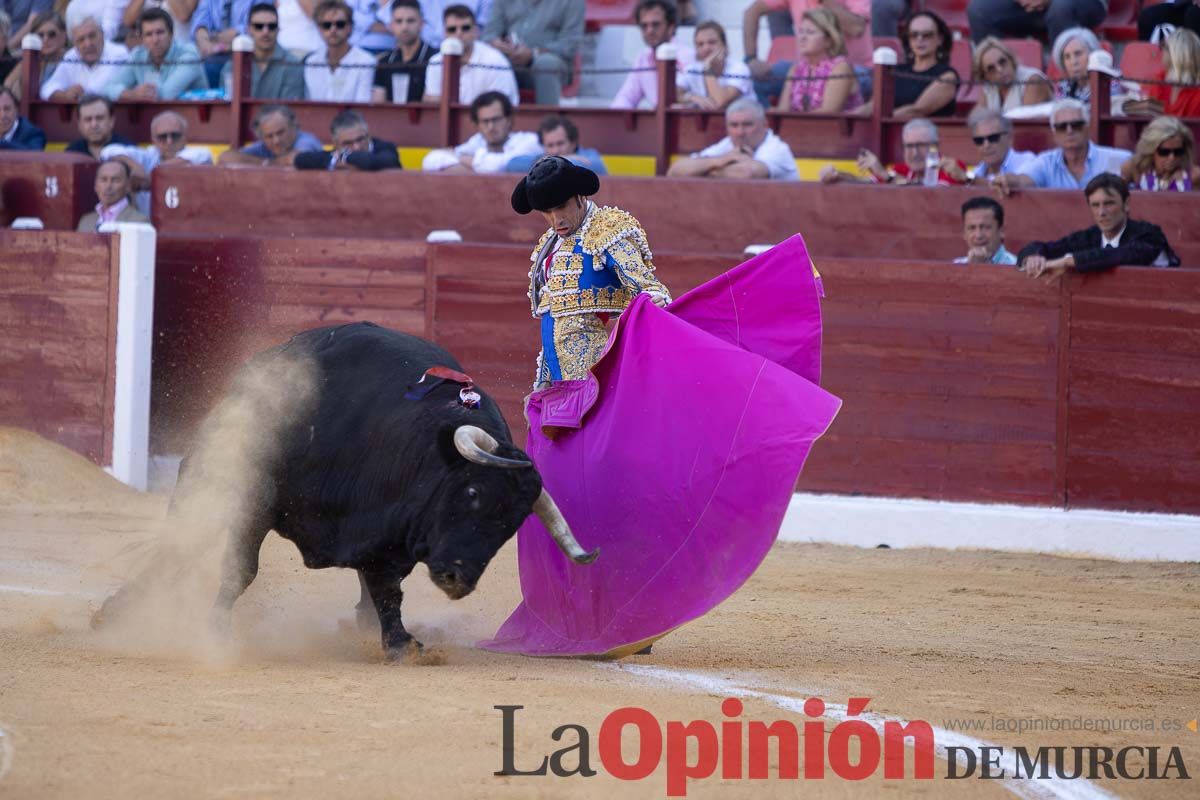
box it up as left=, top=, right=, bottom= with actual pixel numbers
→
left=1017, top=172, right=1180, bottom=277
left=119, top=2, right=198, bottom=47
left=276, top=0, right=325, bottom=57
left=4, top=0, right=52, bottom=53
left=377, top=0, right=491, bottom=48
left=0, top=85, right=44, bottom=149
left=220, top=3, right=306, bottom=99
left=349, top=0, right=396, bottom=54
left=4, top=11, right=66, bottom=98
left=973, top=36, right=1051, bottom=111
left=1050, top=27, right=1112, bottom=106
left=422, top=89, right=540, bottom=172
left=40, top=14, right=130, bottom=102
left=218, top=103, right=323, bottom=166
left=102, top=111, right=212, bottom=213
left=956, top=196, right=1018, bottom=265
left=1139, top=28, right=1200, bottom=118
left=295, top=109, right=401, bottom=170
left=967, top=0, right=1104, bottom=46
left=424, top=4, right=518, bottom=104
left=822, top=118, right=967, bottom=184
left=1120, top=115, right=1198, bottom=192
left=678, top=21, right=752, bottom=110
left=667, top=97, right=799, bottom=180
left=994, top=99, right=1131, bottom=193
left=193, top=0, right=251, bottom=87
left=77, top=160, right=150, bottom=231
left=483, top=0, right=583, bottom=106
left=506, top=114, right=607, bottom=174
left=964, top=106, right=1034, bottom=183
left=892, top=11, right=958, bottom=118
left=0, top=12, right=15, bottom=85
left=372, top=0, right=435, bottom=102
left=776, top=8, right=862, bottom=113
left=611, top=0, right=694, bottom=109
left=104, top=9, right=207, bottom=100
left=1138, top=0, right=1200, bottom=42
left=304, top=0, right=375, bottom=101
left=743, top=0, right=871, bottom=85
left=65, top=94, right=135, bottom=159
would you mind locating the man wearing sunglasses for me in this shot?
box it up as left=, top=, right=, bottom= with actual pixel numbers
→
left=220, top=3, right=306, bottom=99
left=994, top=98, right=1130, bottom=194
left=1017, top=172, right=1179, bottom=278
left=964, top=107, right=1034, bottom=183
left=101, top=111, right=214, bottom=215
left=423, top=4, right=519, bottom=104
left=304, top=0, right=376, bottom=101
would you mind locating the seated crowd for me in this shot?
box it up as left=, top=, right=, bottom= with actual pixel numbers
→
left=0, top=0, right=1195, bottom=268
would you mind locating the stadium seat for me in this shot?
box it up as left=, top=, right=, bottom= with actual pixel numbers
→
left=585, top=0, right=636, bottom=32
left=1098, top=0, right=1140, bottom=42
left=873, top=35, right=902, bottom=56
left=920, top=0, right=970, bottom=36
left=949, top=38, right=977, bottom=101
left=766, top=35, right=796, bottom=64
left=1001, top=38, right=1044, bottom=71
left=1120, top=41, right=1165, bottom=82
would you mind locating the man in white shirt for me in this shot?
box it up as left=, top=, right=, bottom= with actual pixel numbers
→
left=101, top=111, right=214, bottom=215
left=422, top=89, right=539, bottom=173
left=304, top=0, right=376, bottom=101
left=40, top=15, right=129, bottom=102
left=666, top=98, right=798, bottom=181
left=422, top=4, right=518, bottom=105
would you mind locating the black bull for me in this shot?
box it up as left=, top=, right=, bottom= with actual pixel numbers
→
left=103, top=322, right=597, bottom=659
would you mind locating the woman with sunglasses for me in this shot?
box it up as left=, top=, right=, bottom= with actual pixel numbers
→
left=973, top=36, right=1051, bottom=112
left=1120, top=115, right=1198, bottom=192
left=892, top=11, right=959, bottom=118
left=4, top=12, right=68, bottom=98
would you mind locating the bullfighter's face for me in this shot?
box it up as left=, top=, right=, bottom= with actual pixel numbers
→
left=424, top=455, right=543, bottom=600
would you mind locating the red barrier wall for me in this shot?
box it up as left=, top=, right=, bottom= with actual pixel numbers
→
left=0, top=152, right=97, bottom=229
left=151, top=237, right=1200, bottom=513
left=0, top=230, right=120, bottom=463
left=146, top=169, right=1200, bottom=265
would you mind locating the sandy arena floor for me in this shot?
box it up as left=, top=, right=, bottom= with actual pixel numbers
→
left=0, top=428, right=1197, bottom=799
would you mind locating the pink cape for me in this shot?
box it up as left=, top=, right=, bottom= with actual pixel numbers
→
left=479, top=235, right=842, bottom=658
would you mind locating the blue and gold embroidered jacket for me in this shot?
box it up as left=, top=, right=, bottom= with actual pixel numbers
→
left=527, top=204, right=671, bottom=390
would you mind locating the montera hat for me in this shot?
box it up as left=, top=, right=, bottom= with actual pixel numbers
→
left=511, top=156, right=601, bottom=214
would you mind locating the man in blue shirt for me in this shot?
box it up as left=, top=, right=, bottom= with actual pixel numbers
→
left=506, top=114, right=606, bottom=175
left=994, top=99, right=1130, bottom=194
left=954, top=196, right=1018, bottom=265
left=104, top=9, right=207, bottom=101
left=218, top=104, right=323, bottom=166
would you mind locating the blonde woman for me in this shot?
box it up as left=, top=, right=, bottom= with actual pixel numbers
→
left=1120, top=115, right=1197, bottom=192
left=1145, top=28, right=1200, bottom=118
left=776, top=8, right=862, bottom=113
left=4, top=12, right=68, bottom=97
left=973, top=36, right=1051, bottom=112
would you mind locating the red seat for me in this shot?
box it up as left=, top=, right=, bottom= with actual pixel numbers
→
left=1098, top=0, right=1140, bottom=42
left=1120, top=41, right=1165, bottom=82
left=920, top=0, right=970, bottom=36
left=949, top=38, right=974, bottom=100
left=585, top=0, right=636, bottom=32
left=563, top=51, right=583, bottom=99
left=1001, top=38, right=1044, bottom=71
left=766, top=35, right=796, bottom=65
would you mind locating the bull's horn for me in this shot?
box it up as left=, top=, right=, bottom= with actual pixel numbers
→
left=453, top=425, right=531, bottom=469
left=533, top=489, right=599, bottom=565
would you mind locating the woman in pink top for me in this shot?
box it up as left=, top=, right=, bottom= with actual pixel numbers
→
left=776, top=8, right=862, bottom=113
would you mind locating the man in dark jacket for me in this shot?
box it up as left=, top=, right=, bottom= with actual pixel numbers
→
left=1019, top=173, right=1180, bottom=278
left=0, top=86, right=45, bottom=150
left=294, top=109, right=401, bottom=171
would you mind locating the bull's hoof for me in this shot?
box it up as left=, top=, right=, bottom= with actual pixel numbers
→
left=383, top=637, right=424, bottom=664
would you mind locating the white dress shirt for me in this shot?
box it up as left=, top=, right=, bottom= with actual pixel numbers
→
left=424, top=40, right=518, bottom=105
left=695, top=130, right=799, bottom=181
left=422, top=130, right=541, bottom=173
left=39, top=41, right=131, bottom=100
left=304, top=46, right=377, bottom=102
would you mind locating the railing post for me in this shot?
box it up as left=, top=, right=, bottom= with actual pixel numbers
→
left=439, top=38, right=463, bottom=149
left=1089, top=70, right=1111, bottom=146
left=654, top=42, right=677, bottom=176
left=229, top=35, right=253, bottom=150
left=871, top=59, right=895, bottom=165
left=19, top=34, right=43, bottom=119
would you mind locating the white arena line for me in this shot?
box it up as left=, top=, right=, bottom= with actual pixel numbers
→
left=609, top=664, right=1118, bottom=800
left=0, top=584, right=89, bottom=598
left=781, top=493, right=1200, bottom=562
